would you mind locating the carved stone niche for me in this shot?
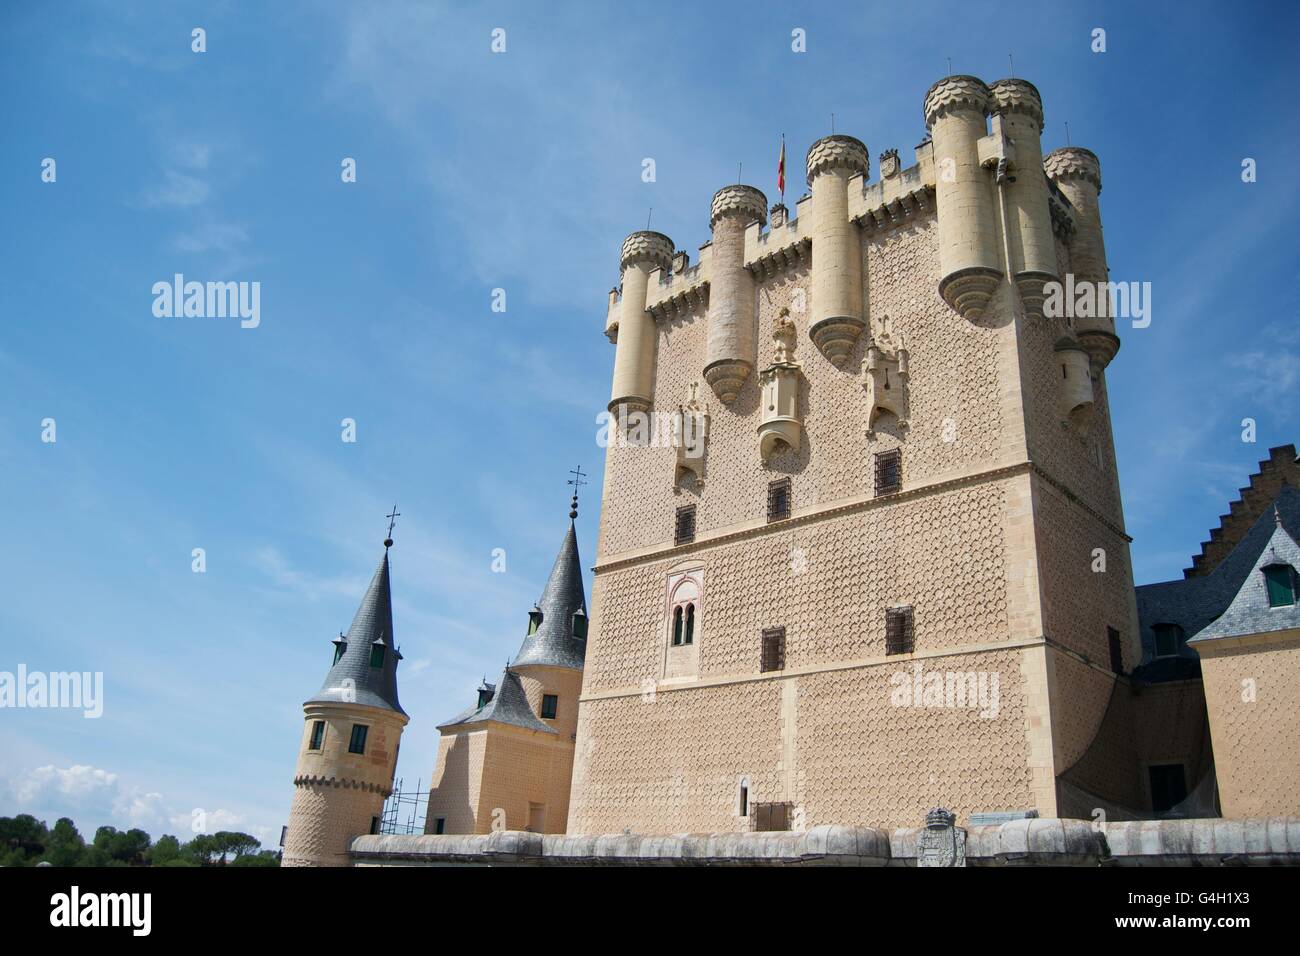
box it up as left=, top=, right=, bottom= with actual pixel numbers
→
left=675, top=381, right=709, bottom=488
left=758, top=310, right=802, bottom=463
left=861, top=314, right=909, bottom=436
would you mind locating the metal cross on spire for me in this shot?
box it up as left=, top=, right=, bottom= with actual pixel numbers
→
left=567, top=465, right=588, bottom=520
left=384, top=504, right=400, bottom=547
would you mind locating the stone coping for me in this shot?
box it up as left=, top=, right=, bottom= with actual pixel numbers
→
left=350, top=818, right=1300, bottom=867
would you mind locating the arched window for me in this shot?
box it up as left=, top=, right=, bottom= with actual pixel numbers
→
left=738, top=777, right=750, bottom=817
left=672, top=606, right=683, bottom=646
left=684, top=604, right=695, bottom=645
left=1263, top=564, right=1297, bottom=608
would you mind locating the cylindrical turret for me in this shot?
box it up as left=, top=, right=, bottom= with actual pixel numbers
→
left=806, top=135, right=869, bottom=367
left=609, top=230, right=674, bottom=416
left=1054, top=336, right=1095, bottom=431
left=924, top=75, right=1003, bottom=319
left=1044, top=146, right=1118, bottom=370
left=704, top=184, right=767, bottom=403
left=990, top=78, right=1058, bottom=319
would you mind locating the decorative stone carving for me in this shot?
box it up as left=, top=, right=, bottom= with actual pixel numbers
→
left=709, top=184, right=768, bottom=227
left=861, top=314, right=909, bottom=436
left=758, top=311, right=802, bottom=463
left=809, top=317, right=864, bottom=370
left=922, top=74, right=992, bottom=127
left=675, top=381, right=710, bottom=487
left=769, top=203, right=788, bottom=228
left=879, top=148, right=900, bottom=179
left=671, top=251, right=689, bottom=275
left=805, top=134, right=870, bottom=186
left=989, top=77, right=1044, bottom=132
left=916, top=807, right=966, bottom=867
left=1054, top=336, right=1094, bottom=432
left=1043, top=146, right=1103, bottom=193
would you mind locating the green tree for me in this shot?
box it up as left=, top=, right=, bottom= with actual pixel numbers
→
left=41, top=818, right=86, bottom=867
left=147, top=834, right=181, bottom=866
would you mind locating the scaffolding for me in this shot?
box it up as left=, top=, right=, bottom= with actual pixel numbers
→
left=380, top=777, right=429, bottom=835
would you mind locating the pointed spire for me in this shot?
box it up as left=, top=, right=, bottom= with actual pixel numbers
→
left=306, top=534, right=406, bottom=716
left=512, top=503, right=588, bottom=671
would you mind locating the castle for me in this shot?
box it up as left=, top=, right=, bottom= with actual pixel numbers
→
left=281, top=74, right=1300, bottom=866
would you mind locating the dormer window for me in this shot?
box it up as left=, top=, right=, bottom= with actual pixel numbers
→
left=369, top=643, right=386, bottom=668
left=1263, top=564, right=1297, bottom=608
left=332, top=637, right=347, bottom=665
left=572, top=608, right=589, bottom=640
left=1152, top=623, right=1184, bottom=658
left=527, top=606, right=544, bottom=634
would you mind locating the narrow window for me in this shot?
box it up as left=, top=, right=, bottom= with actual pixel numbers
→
left=434, top=817, right=446, bottom=835
left=541, top=694, right=558, bottom=719
left=684, top=604, right=695, bottom=645
left=369, top=643, right=385, bottom=668
left=572, top=609, right=589, bottom=640
left=767, top=477, right=792, bottom=522
left=1152, top=623, right=1183, bottom=658
left=348, top=724, right=369, bottom=755
left=672, top=606, right=683, bottom=646
left=332, top=641, right=346, bottom=665
left=761, top=626, right=786, bottom=673
left=527, top=606, right=543, bottom=634
left=738, top=779, right=749, bottom=817
left=309, top=720, right=325, bottom=751
left=885, top=606, right=914, bottom=655
left=1107, top=627, right=1123, bottom=674
left=369, top=816, right=380, bottom=835
left=874, top=448, right=902, bottom=496
left=675, top=504, right=696, bottom=545
left=1263, top=564, right=1296, bottom=608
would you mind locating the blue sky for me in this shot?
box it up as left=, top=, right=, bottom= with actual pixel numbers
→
left=1, top=1, right=1297, bottom=846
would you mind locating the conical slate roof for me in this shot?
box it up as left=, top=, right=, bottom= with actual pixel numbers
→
left=436, top=668, right=555, bottom=734
left=512, top=519, right=588, bottom=670
left=306, top=547, right=406, bottom=717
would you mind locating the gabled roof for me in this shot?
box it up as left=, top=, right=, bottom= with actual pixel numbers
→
left=306, top=547, right=406, bottom=717
left=511, top=519, right=588, bottom=670
left=436, top=668, right=555, bottom=735
left=1137, top=484, right=1300, bottom=666
left=1190, top=516, right=1300, bottom=644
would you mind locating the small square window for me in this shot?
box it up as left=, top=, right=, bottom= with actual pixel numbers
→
left=761, top=626, right=786, bottom=673
left=874, top=448, right=902, bottom=496
left=767, top=478, right=791, bottom=522
left=675, top=505, right=696, bottom=545
left=885, top=606, right=914, bottom=655
left=348, top=724, right=369, bottom=755
left=541, top=694, right=558, bottom=719
left=1152, top=623, right=1183, bottom=658
left=309, top=720, right=325, bottom=751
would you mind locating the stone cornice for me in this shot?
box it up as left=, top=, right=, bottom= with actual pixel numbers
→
left=594, top=459, right=1129, bottom=575
left=294, top=773, right=391, bottom=797
left=852, top=184, right=934, bottom=234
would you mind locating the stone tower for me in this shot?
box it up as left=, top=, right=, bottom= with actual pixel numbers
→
left=424, top=499, right=588, bottom=834
left=282, top=538, right=409, bottom=866
left=571, top=74, right=1139, bottom=832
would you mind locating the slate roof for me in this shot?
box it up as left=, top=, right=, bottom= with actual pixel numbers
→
left=1135, top=484, right=1300, bottom=673
left=1190, top=518, right=1300, bottom=644
left=436, top=668, right=555, bottom=735
left=305, top=547, right=406, bottom=716
left=511, top=519, right=588, bottom=670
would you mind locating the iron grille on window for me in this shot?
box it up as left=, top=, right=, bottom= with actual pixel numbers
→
left=1107, top=627, right=1124, bottom=674
left=874, top=448, right=902, bottom=496
left=767, top=478, right=792, bottom=522
left=761, top=626, right=786, bottom=672
left=752, top=801, right=793, bottom=832
left=885, top=606, right=914, bottom=655
left=674, top=504, right=696, bottom=545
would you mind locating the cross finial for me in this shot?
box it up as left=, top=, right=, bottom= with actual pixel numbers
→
left=567, top=466, right=588, bottom=520
left=384, top=504, right=400, bottom=547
